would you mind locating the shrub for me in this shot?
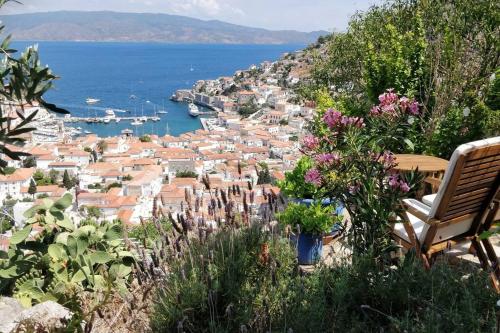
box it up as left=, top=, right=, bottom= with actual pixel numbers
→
left=151, top=227, right=497, bottom=332
left=175, top=170, right=198, bottom=178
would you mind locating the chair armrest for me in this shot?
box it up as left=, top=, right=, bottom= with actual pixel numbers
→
left=402, top=199, right=431, bottom=222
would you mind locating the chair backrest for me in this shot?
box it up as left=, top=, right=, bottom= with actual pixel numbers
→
left=429, top=136, right=500, bottom=227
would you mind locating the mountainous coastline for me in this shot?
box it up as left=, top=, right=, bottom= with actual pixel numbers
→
left=0, top=11, right=328, bottom=44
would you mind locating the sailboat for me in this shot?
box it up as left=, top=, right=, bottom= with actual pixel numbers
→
left=190, top=64, right=194, bottom=72
left=157, top=100, right=168, bottom=114
left=151, top=106, right=160, bottom=122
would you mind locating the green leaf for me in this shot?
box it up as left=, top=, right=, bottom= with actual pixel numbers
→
left=53, top=193, right=72, bottom=210
left=110, top=263, right=132, bottom=279
left=66, top=235, right=77, bottom=258
left=71, top=268, right=89, bottom=283
left=10, top=225, right=32, bottom=245
left=104, top=224, right=122, bottom=241
left=55, top=216, right=75, bottom=231
left=90, top=251, right=114, bottom=264
left=48, top=243, right=67, bottom=261
left=403, top=138, right=415, bottom=151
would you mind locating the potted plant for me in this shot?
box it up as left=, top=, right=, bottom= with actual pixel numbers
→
left=278, top=203, right=340, bottom=265
left=278, top=157, right=343, bottom=239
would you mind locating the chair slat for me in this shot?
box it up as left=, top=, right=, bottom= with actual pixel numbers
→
left=449, top=191, right=489, bottom=207
left=458, top=171, right=498, bottom=185
left=461, top=165, right=500, bottom=178
left=464, top=159, right=500, bottom=173
left=464, top=155, right=500, bottom=167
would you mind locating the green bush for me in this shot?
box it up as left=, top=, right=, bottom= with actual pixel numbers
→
left=151, top=227, right=497, bottom=332
left=175, top=170, right=198, bottom=178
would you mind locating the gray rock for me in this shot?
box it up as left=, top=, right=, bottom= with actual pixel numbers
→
left=0, top=298, right=73, bottom=333
left=0, top=297, right=23, bottom=333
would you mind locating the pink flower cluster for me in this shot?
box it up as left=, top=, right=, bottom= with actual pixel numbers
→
left=304, top=168, right=322, bottom=186
left=323, top=108, right=365, bottom=129
left=388, top=174, right=410, bottom=193
left=303, top=135, right=320, bottom=150
left=314, top=153, right=340, bottom=167
left=370, top=89, right=420, bottom=118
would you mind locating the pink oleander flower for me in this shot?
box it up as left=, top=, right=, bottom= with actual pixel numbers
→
left=303, top=135, right=319, bottom=150
left=304, top=168, right=322, bottom=186
left=314, top=153, right=340, bottom=166
left=323, top=108, right=342, bottom=128
left=381, top=151, right=396, bottom=168
left=378, top=89, right=399, bottom=106
left=388, top=175, right=400, bottom=189
left=399, top=97, right=410, bottom=112
left=399, top=181, right=410, bottom=193
left=370, top=106, right=381, bottom=116
left=408, top=101, right=420, bottom=115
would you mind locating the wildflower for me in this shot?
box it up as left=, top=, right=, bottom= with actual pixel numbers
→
left=303, top=135, right=319, bottom=150
left=407, top=116, right=415, bottom=125
left=304, top=168, right=322, bottom=186
left=323, top=108, right=342, bottom=128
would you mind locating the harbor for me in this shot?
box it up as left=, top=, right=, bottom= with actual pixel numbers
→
left=60, top=115, right=162, bottom=123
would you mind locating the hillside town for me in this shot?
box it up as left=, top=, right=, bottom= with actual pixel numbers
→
left=0, top=46, right=320, bottom=242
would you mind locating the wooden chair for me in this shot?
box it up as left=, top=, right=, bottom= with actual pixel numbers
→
left=392, top=136, right=500, bottom=289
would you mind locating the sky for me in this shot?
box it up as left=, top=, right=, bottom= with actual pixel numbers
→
left=1, top=0, right=382, bottom=32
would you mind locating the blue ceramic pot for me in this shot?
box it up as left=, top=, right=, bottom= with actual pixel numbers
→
left=297, top=233, right=323, bottom=265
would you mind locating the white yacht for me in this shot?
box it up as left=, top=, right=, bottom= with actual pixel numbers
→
left=188, top=103, right=201, bottom=117
left=105, top=109, right=116, bottom=118
left=151, top=116, right=160, bottom=122
left=131, top=118, right=143, bottom=126
left=84, top=130, right=92, bottom=134
left=157, top=109, right=168, bottom=114
left=103, top=118, right=111, bottom=124
left=86, top=98, right=100, bottom=105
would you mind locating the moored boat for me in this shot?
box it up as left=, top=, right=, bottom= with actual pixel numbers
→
left=188, top=103, right=201, bottom=117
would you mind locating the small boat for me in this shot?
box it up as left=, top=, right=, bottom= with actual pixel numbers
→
left=103, top=118, right=110, bottom=124
left=105, top=109, right=116, bottom=118
left=129, top=95, right=137, bottom=100
left=151, top=116, right=160, bottom=122
left=121, top=129, right=133, bottom=136
left=140, top=116, right=148, bottom=122
left=131, top=118, right=143, bottom=126
left=86, top=98, right=100, bottom=105
left=115, top=118, right=121, bottom=123
left=84, top=130, right=92, bottom=134
left=76, top=127, right=82, bottom=130
left=157, top=110, right=168, bottom=114
left=190, top=65, right=194, bottom=72
left=188, top=103, right=201, bottom=117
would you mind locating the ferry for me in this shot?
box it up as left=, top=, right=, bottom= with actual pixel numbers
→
left=86, top=98, right=100, bottom=105
left=188, top=103, right=201, bottom=117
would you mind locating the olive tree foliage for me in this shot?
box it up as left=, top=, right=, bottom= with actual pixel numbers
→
left=0, top=0, right=68, bottom=173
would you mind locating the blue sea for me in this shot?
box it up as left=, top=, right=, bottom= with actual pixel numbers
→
left=12, top=42, right=303, bottom=137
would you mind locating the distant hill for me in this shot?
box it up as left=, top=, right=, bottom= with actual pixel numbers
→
left=0, top=11, right=328, bottom=44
